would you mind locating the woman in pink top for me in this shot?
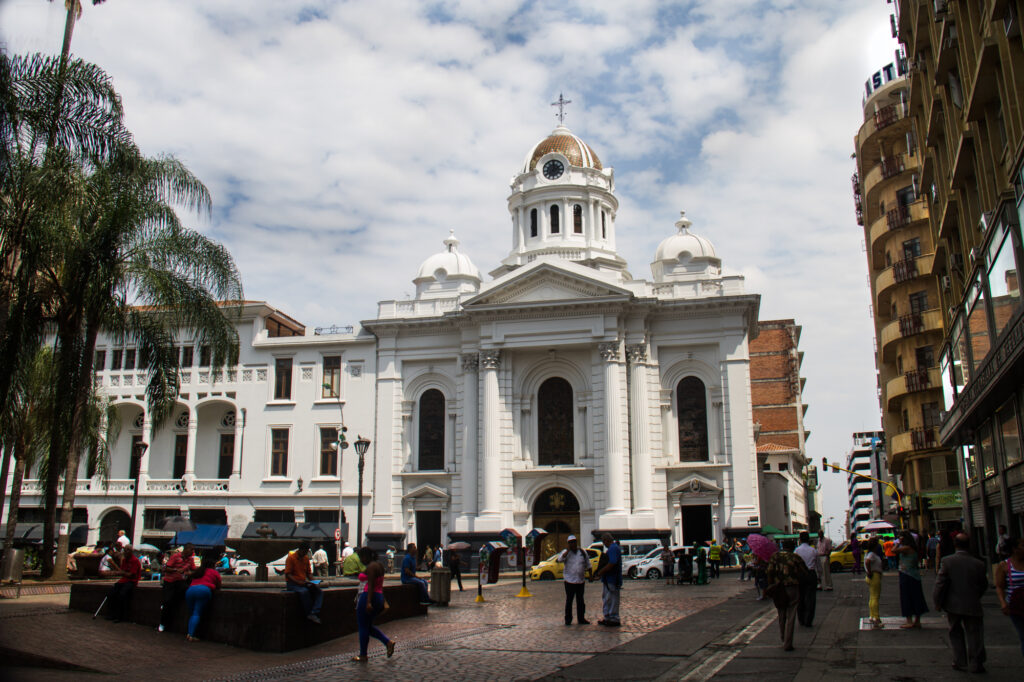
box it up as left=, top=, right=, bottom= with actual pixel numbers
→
left=185, top=551, right=222, bottom=641
left=352, top=547, right=395, bottom=662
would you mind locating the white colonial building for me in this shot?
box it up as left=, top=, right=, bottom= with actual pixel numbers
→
left=8, top=125, right=764, bottom=559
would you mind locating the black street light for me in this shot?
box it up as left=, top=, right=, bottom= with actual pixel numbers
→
left=129, top=441, right=149, bottom=545
left=354, top=435, right=371, bottom=547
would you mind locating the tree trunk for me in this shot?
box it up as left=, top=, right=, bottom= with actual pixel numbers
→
left=60, top=4, right=77, bottom=65
left=2, top=443, right=27, bottom=573
left=53, top=323, right=98, bottom=581
left=0, top=443, right=11, bottom=536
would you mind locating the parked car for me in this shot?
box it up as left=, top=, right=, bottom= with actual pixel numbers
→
left=234, top=559, right=257, bottom=576
left=529, top=547, right=603, bottom=581
left=624, top=548, right=663, bottom=578
left=829, top=542, right=855, bottom=572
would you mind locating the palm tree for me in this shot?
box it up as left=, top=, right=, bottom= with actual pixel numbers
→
left=44, top=145, right=243, bottom=579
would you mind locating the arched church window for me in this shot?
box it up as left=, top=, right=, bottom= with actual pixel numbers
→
left=601, top=211, right=606, bottom=239
left=550, top=205, right=560, bottom=234
left=677, top=376, right=709, bottom=462
left=530, top=208, right=538, bottom=238
left=573, top=204, right=583, bottom=234
left=538, top=378, right=573, bottom=465
left=418, top=389, right=445, bottom=470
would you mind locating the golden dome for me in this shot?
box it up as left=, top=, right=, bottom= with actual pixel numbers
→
left=522, top=125, right=603, bottom=173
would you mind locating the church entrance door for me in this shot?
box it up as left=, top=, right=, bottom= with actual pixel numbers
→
left=533, top=487, right=581, bottom=560
left=681, top=505, right=712, bottom=547
left=415, top=511, right=441, bottom=565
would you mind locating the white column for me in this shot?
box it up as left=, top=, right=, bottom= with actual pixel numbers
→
left=140, top=413, right=153, bottom=478
left=460, top=353, right=479, bottom=516
left=231, top=413, right=243, bottom=478
left=627, top=344, right=653, bottom=514
left=370, top=347, right=399, bottom=532
left=479, top=350, right=502, bottom=523
left=599, top=341, right=626, bottom=517
left=184, top=410, right=197, bottom=477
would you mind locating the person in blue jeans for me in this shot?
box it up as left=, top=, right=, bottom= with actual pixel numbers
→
left=285, top=542, right=324, bottom=624
left=185, top=551, right=221, bottom=641
left=401, top=543, right=433, bottom=605
left=351, top=548, right=396, bottom=663
left=595, top=533, right=622, bottom=626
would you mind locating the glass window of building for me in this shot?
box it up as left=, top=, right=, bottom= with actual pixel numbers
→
left=94, top=349, right=106, bottom=371
left=999, top=400, right=1021, bottom=468
left=274, top=358, right=293, bottom=400
left=915, top=345, right=934, bottom=369
left=677, top=376, right=709, bottom=462
left=940, top=347, right=956, bottom=409
left=550, top=205, right=560, bottom=234
left=537, top=378, right=573, bottom=465
left=979, top=425, right=995, bottom=478
left=271, top=428, right=289, bottom=476
left=902, top=237, right=922, bottom=258
left=199, top=345, right=211, bottom=367
left=173, top=433, right=187, bottom=479
left=319, top=426, right=338, bottom=476
left=962, top=445, right=978, bottom=486
left=573, top=204, right=583, bottom=234
left=418, top=389, right=445, bottom=470
left=124, top=349, right=136, bottom=371
left=218, top=433, right=234, bottom=479
left=966, top=273, right=991, bottom=372
left=986, top=228, right=1021, bottom=340
left=181, top=345, right=193, bottom=367
left=909, top=290, right=928, bottom=314
left=111, top=349, right=122, bottom=370
left=322, top=356, right=341, bottom=399
left=530, top=209, right=538, bottom=237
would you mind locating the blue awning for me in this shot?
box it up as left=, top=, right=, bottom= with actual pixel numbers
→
left=173, top=524, right=228, bottom=548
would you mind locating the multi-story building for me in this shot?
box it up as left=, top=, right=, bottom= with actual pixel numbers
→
left=854, top=50, right=959, bottom=533
left=846, top=431, right=890, bottom=534
left=750, top=320, right=812, bottom=533
left=893, top=0, right=1024, bottom=552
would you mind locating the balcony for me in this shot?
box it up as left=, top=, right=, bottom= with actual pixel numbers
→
left=869, top=200, right=928, bottom=249
left=904, top=367, right=931, bottom=393
left=887, top=205, right=911, bottom=231
left=885, top=366, right=942, bottom=407
left=881, top=156, right=905, bottom=179
left=910, top=426, right=937, bottom=451
left=875, top=103, right=902, bottom=129
left=857, top=101, right=910, bottom=150
left=875, top=253, right=935, bottom=300
left=893, top=256, right=919, bottom=283
left=879, top=309, right=942, bottom=360
left=852, top=173, right=864, bottom=226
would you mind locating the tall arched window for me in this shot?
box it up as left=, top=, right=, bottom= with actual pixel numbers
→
left=550, top=205, right=560, bottom=234
left=418, top=389, right=445, bottom=470
left=601, top=211, right=606, bottom=239
left=538, top=378, right=573, bottom=465
left=530, top=208, right=538, bottom=237
left=677, top=377, right=709, bottom=462
left=573, top=204, right=583, bottom=233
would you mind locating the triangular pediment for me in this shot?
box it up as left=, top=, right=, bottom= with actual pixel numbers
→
left=402, top=483, right=450, bottom=501
left=465, top=262, right=632, bottom=307
left=668, top=474, right=723, bottom=496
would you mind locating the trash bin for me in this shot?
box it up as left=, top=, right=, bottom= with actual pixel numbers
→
left=1, top=548, right=24, bottom=583
left=429, top=567, right=451, bottom=605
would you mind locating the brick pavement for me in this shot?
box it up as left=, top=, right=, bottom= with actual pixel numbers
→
left=0, top=573, right=749, bottom=681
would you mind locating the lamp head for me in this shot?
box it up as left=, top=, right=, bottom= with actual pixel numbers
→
left=354, top=435, right=371, bottom=456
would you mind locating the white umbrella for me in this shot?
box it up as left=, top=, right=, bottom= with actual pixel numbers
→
left=862, top=520, right=895, bottom=532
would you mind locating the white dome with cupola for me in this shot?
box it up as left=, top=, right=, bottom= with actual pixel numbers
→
left=414, top=230, right=481, bottom=299
left=652, top=211, right=722, bottom=282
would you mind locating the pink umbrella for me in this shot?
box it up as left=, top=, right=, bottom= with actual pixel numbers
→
left=746, top=533, right=778, bottom=562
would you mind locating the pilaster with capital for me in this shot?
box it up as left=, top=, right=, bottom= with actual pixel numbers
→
left=460, top=353, right=480, bottom=515
left=479, top=350, right=501, bottom=518
left=626, top=344, right=653, bottom=513
left=599, top=341, right=626, bottom=513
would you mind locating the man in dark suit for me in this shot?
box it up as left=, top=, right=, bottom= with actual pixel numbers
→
left=933, top=532, right=988, bottom=673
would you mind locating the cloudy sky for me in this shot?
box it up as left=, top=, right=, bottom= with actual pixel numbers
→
left=1, top=0, right=901, bottom=535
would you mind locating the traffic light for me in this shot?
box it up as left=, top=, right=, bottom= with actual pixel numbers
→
left=919, top=495, right=932, bottom=515
left=822, top=457, right=828, bottom=472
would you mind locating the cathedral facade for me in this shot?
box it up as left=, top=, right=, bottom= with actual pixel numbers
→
left=10, top=125, right=765, bottom=557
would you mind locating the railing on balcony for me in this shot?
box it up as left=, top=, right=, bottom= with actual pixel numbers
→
left=852, top=173, right=864, bottom=226
left=881, top=155, right=905, bottom=179
left=898, top=312, right=924, bottom=337
left=887, top=204, right=911, bottom=230
left=904, top=367, right=931, bottom=392
left=893, top=256, right=918, bottom=283
left=910, top=427, right=937, bottom=451
left=192, top=479, right=230, bottom=492
left=874, top=103, right=902, bottom=129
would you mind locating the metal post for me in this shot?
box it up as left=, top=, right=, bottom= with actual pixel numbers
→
left=354, top=435, right=371, bottom=547
left=128, top=442, right=148, bottom=545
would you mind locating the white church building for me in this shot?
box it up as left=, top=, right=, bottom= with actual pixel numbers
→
left=10, top=124, right=765, bottom=559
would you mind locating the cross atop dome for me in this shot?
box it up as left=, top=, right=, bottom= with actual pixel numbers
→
left=551, top=92, right=572, bottom=124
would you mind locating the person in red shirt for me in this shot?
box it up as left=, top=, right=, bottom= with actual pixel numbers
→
left=184, top=550, right=222, bottom=642
left=158, top=543, right=195, bottom=632
left=106, top=545, right=142, bottom=623
left=285, top=541, right=323, bottom=624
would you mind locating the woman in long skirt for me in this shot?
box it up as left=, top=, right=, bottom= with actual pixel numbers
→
left=896, top=531, right=928, bottom=628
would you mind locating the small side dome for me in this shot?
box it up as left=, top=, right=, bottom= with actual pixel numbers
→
left=414, top=231, right=481, bottom=299
left=651, top=212, right=722, bottom=282
left=521, top=125, right=603, bottom=174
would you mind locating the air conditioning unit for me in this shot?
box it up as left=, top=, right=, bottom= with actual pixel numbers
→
left=941, top=275, right=952, bottom=291
left=969, top=246, right=983, bottom=266
left=1006, top=2, right=1021, bottom=38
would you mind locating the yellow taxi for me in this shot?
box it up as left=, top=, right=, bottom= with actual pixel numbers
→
left=529, top=547, right=603, bottom=580
left=829, top=542, right=855, bottom=572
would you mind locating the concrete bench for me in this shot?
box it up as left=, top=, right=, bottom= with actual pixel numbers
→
left=69, top=581, right=427, bottom=652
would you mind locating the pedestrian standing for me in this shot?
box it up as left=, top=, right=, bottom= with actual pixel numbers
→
left=695, top=544, right=709, bottom=585
left=737, top=541, right=749, bottom=581
left=351, top=548, right=395, bottom=663
left=765, top=540, right=807, bottom=651
left=851, top=535, right=863, bottom=575
left=995, top=525, right=1012, bottom=562
left=865, top=538, right=884, bottom=629
left=556, top=535, right=591, bottom=625
left=883, top=537, right=897, bottom=571
left=661, top=546, right=675, bottom=586
left=896, top=530, right=928, bottom=629
left=794, top=531, right=818, bottom=627
left=926, top=532, right=941, bottom=571
left=934, top=532, right=988, bottom=672
left=595, top=533, right=622, bottom=626
left=421, top=545, right=433, bottom=571
left=312, top=544, right=329, bottom=577
left=447, top=548, right=464, bottom=592
left=185, top=550, right=222, bottom=642
left=158, top=543, right=195, bottom=632
left=708, top=540, right=721, bottom=579
left=994, top=536, right=1024, bottom=658
left=816, top=531, right=833, bottom=591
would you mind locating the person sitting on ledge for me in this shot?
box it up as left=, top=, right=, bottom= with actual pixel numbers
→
left=401, top=543, right=433, bottom=605
left=285, top=541, right=324, bottom=624
left=343, top=545, right=366, bottom=578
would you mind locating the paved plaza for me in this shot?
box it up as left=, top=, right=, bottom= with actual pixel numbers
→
left=1, top=569, right=1021, bottom=680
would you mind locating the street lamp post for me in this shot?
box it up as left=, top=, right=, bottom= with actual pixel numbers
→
left=354, top=435, right=371, bottom=547
left=336, top=424, right=348, bottom=566
left=128, top=441, right=149, bottom=545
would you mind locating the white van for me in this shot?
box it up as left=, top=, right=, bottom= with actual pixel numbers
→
left=589, top=538, right=665, bottom=563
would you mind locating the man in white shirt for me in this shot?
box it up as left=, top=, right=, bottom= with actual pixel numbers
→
left=556, top=535, right=591, bottom=625
left=793, top=531, right=819, bottom=627
left=816, top=531, right=833, bottom=591
left=116, top=530, right=130, bottom=548
left=311, top=544, right=329, bottom=577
